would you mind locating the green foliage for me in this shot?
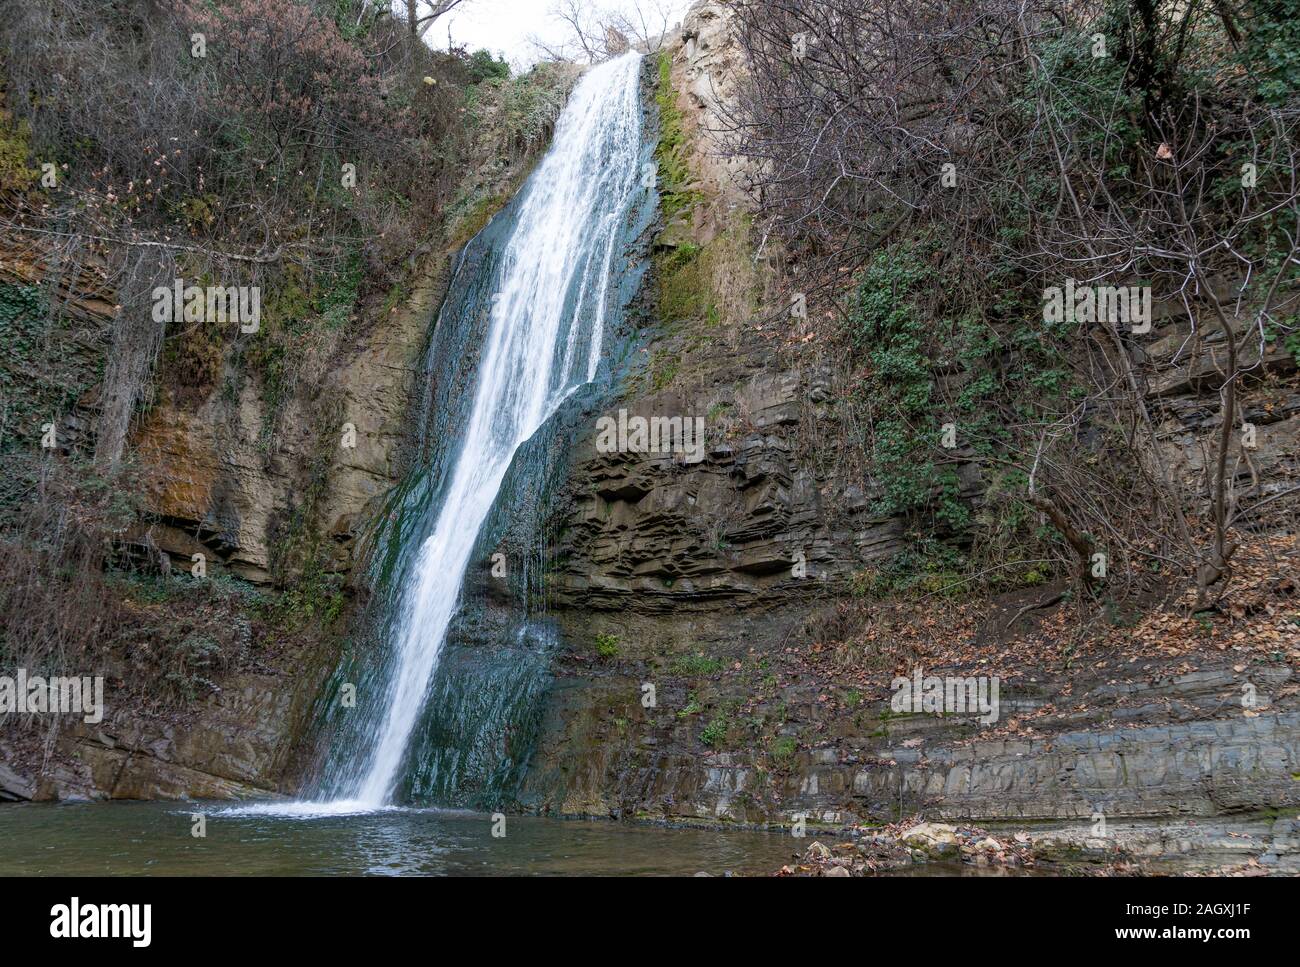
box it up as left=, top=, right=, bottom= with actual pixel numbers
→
left=164, top=630, right=224, bottom=701
left=841, top=227, right=1081, bottom=593
left=466, top=49, right=510, bottom=85
left=1015, top=25, right=1143, bottom=177
left=177, top=193, right=220, bottom=231
left=1239, top=0, right=1300, bottom=105
left=157, top=272, right=227, bottom=393
left=468, top=63, right=570, bottom=159
left=671, top=652, right=721, bottom=676
left=700, top=711, right=729, bottom=746
left=261, top=420, right=349, bottom=634
left=317, top=249, right=363, bottom=330
left=236, top=253, right=359, bottom=437
left=768, top=735, right=797, bottom=762
left=328, top=0, right=385, bottom=40
left=259, top=564, right=345, bottom=633
left=1285, top=331, right=1300, bottom=366
left=843, top=244, right=966, bottom=526
left=594, top=632, right=620, bottom=658
left=850, top=539, right=968, bottom=598
left=242, top=276, right=311, bottom=427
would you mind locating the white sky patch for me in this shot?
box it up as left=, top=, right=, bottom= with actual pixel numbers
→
left=427, top=0, right=696, bottom=69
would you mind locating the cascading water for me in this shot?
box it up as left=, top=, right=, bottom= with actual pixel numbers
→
left=283, top=51, right=648, bottom=813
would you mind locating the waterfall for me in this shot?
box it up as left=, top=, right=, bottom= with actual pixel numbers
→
left=319, top=51, right=646, bottom=810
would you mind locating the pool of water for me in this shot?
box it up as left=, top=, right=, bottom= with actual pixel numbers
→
left=0, top=801, right=798, bottom=876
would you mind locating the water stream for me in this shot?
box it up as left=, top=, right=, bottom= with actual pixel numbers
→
left=0, top=803, right=794, bottom=877
left=276, top=52, right=649, bottom=814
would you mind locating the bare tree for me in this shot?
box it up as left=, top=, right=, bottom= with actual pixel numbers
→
left=404, top=0, right=471, bottom=38
left=531, top=0, right=679, bottom=63
left=718, top=0, right=1300, bottom=611
left=607, top=0, right=679, bottom=54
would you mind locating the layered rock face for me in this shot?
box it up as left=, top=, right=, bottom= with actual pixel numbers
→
left=550, top=344, right=906, bottom=613
left=671, top=0, right=753, bottom=224
left=523, top=648, right=1300, bottom=833
left=2, top=273, right=442, bottom=801
left=130, top=294, right=431, bottom=585
left=523, top=314, right=1300, bottom=833
left=26, top=672, right=322, bottom=801
left=515, top=1, right=1300, bottom=868
left=1144, top=305, right=1300, bottom=501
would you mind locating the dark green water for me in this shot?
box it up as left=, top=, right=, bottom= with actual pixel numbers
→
left=0, top=802, right=796, bottom=876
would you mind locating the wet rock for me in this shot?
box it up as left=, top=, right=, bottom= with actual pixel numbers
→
left=29, top=661, right=333, bottom=802
left=0, top=762, right=36, bottom=802
left=902, top=822, right=961, bottom=857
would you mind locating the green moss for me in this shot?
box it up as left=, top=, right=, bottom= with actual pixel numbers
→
left=657, top=246, right=709, bottom=324
left=157, top=270, right=227, bottom=392
left=653, top=51, right=701, bottom=219
left=655, top=219, right=757, bottom=328
left=242, top=275, right=311, bottom=430
left=650, top=351, right=679, bottom=391
left=0, top=106, right=34, bottom=191
left=594, top=632, right=620, bottom=658
left=235, top=252, right=360, bottom=441
left=652, top=50, right=720, bottom=330
left=379, top=281, right=408, bottom=317
left=448, top=190, right=509, bottom=249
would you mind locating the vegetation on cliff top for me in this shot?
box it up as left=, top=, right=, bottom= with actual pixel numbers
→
left=726, top=0, right=1300, bottom=611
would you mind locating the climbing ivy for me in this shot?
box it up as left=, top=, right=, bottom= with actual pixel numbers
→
left=841, top=231, right=1083, bottom=587
left=843, top=244, right=967, bottom=528
left=0, top=284, right=101, bottom=455
left=1239, top=0, right=1300, bottom=105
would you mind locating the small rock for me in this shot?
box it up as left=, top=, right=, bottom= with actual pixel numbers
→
left=805, top=840, right=833, bottom=860
left=902, top=822, right=962, bottom=858
left=0, top=763, right=35, bottom=802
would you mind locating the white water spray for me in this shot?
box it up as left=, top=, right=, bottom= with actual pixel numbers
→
left=325, top=52, right=646, bottom=809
